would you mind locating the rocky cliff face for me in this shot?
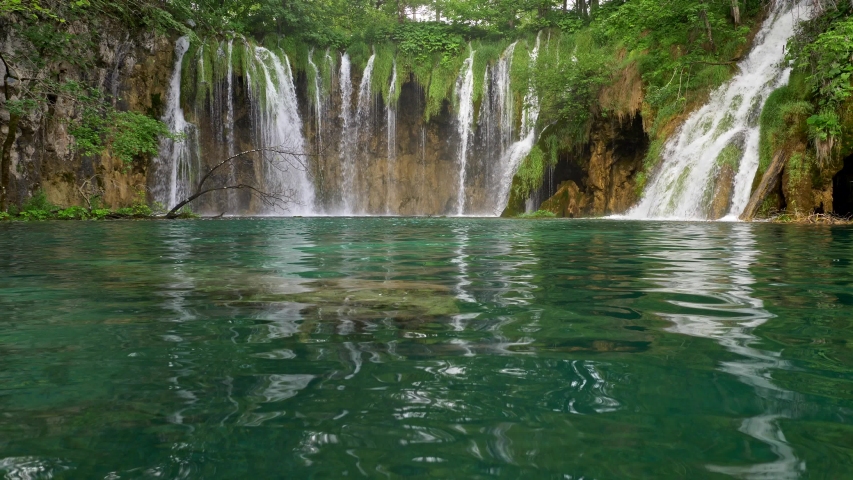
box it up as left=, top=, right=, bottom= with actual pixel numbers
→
left=504, top=115, right=647, bottom=218
left=300, top=76, right=463, bottom=215
left=150, top=40, right=539, bottom=216
left=3, top=19, right=848, bottom=220
left=0, top=17, right=174, bottom=209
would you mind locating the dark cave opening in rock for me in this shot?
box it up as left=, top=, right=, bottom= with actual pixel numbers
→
left=526, top=114, right=648, bottom=215
left=833, top=154, right=853, bottom=217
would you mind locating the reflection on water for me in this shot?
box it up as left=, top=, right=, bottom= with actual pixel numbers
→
left=0, top=219, right=851, bottom=478
left=645, top=223, right=803, bottom=479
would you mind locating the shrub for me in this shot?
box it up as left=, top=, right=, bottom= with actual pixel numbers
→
left=19, top=209, right=51, bottom=221
left=21, top=190, right=56, bottom=213
left=91, top=209, right=112, bottom=220
left=57, top=206, right=90, bottom=220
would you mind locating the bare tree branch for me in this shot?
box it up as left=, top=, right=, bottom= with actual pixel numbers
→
left=164, top=143, right=322, bottom=219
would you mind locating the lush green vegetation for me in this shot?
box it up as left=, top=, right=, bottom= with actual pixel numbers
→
left=2, top=0, right=851, bottom=214
left=787, top=2, right=853, bottom=163
left=752, top=1, right=853, bottom=209
left=0, top=189, right=161, bottom=221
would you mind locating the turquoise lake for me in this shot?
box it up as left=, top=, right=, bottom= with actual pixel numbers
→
left=0, top=218, right=852, bottom=478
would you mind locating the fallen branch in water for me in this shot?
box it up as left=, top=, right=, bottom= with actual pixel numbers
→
left=165, top=142, right=318, bottom=219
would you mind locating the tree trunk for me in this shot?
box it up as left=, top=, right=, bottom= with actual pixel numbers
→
left=740, top=151, right=787, bottom=221
left=730, top=0, right=740, bottom=25
left=699, top=5, right=716, bottom=51
left=563, top=0, right=568, bottom=12
left=0, top=113, right=17, bottom=212
left=591, top=0, right=599, bottom=15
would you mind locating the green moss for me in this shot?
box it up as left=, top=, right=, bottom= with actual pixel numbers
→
left=471, top=39, right=507, bottom=104
left=190, top=39, right=216, bottom=110
left=279, top=37, right=311, bottom=75
left=318, top=49, right=336, bottom=98
left=715, top=143, right=742, bottom=169
left=513, top=145, right=547, bottom=199
left=510, top=38, right=530, bottom=103
left=713, top=112, right=735, bottom=139
left=422, top=52, right=465, bottom=122
left=246, top=43, right=274, bottom=107
left=213, top=39, right=230, bottom=84
left=758, top=80, right=811, bottom=176
left=730, top=94, right=744, bottom=111
left=305, top=49, right=320, bottom=110
left=692, top=64, right=731, bottom=95
left=786, top=152, right=814, bottom=184
left=666, top=166, right=692, bottom=212
left=372, top=42, right=396, bottom=105
left=180, top=40, right=200, bottom=111
left=231, top=38, right=246, bottom=80
left=637, top=137, right=666, bottom=192
left=757, top=192, right=781, bottom=218
left=347, top=40, right=371, bottom=70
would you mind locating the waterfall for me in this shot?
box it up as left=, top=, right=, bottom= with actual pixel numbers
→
left=386, top=61, right=397, bottom=214
left=150, top=34, right=555, bottom=217
left=224, top=40, right=237, bottom=208
left=339, top=54, right=354, bottom=213
left=496, top=42, right=517, bottom=151
left=225, top=40, right=236, bottom=158
left=307, top=49, right=323, bottom=151
left=250, top=47, right=315, bottom=214
left=357, top=54, right=376, bottom=120
left=494, top=35, right=542, bottom=214
left=152, top=36, right=197, bottom=210
left=455, top=47, right=475, bottom=216
left=627, top=2, right=811, bottom=220
left=348, top=52, right=376, bottom=214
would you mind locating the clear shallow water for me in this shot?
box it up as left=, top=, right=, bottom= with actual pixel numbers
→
left=0, top=218, right=852, bottom=479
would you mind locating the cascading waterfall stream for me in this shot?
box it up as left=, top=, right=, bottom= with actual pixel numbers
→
left=225, top=40, right=237, bottom=201
left=153, top=36, right=196, bottom=210
left=454, top=47, right=476, bottom=216
left=626, top=1, right=811, bottom=220
left=495, top=34, right=541, bottom=214
left=338, top=54, right=355, bottom=213
left=250, top=47, right=315, bottom=214
left=348, top=52, right=376, bottom=214
left=308, top=49, right=323, bottom=151
left=496, top=42, right=517, bottom=152
left=152, top=36, right=553, bottom=217
left=386, top=61, right=397, bottom=214
left=225, top=40, right=236, bottom=158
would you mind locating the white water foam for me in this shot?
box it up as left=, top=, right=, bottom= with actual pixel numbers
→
left=627, top=2, right=811, bottom=220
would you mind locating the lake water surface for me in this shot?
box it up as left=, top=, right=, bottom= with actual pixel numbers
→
left=1, top=218, right=852, bottom=478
